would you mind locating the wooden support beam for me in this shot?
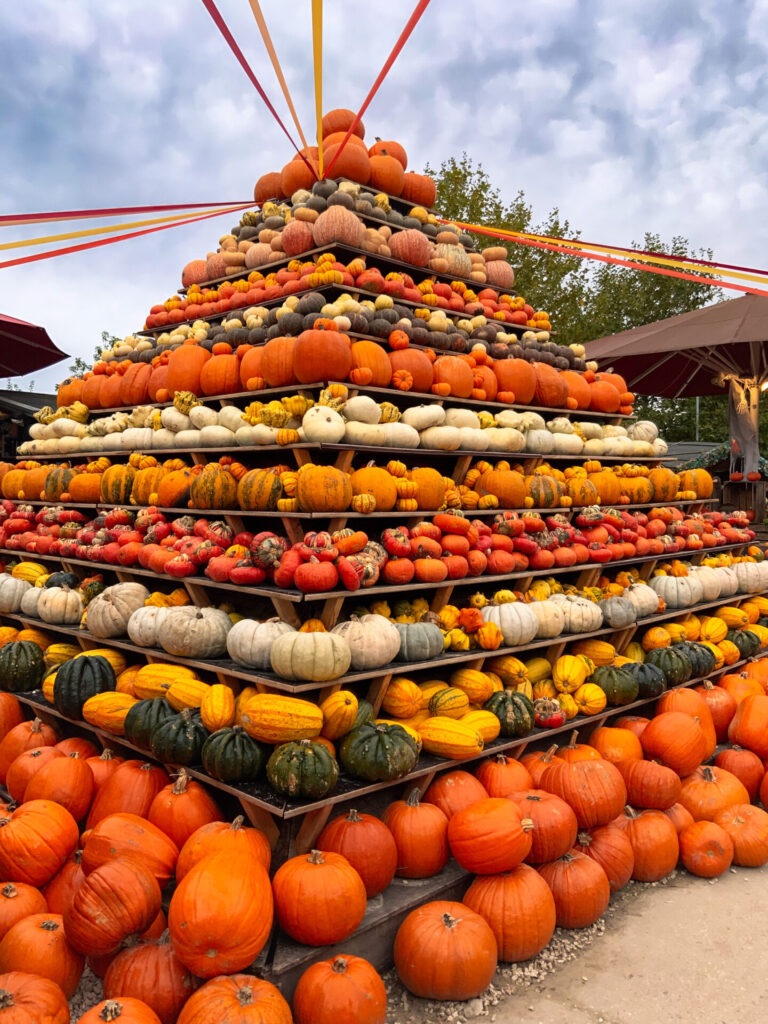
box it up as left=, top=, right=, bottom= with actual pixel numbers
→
left=281, top=516, right=304, bottom=546
left=430, top=584, right=455, bottom=614
left=269, top=597, right=303, bottom=629
left=237, top=797, right=281, bottom=849
left=333, top=450, right=356, bottom=474
left=367, top=673, right=393, bottom=715
left=293, top=449, right=312, bottom=468
left=319, top=596, right=345, bottom=630
left=294, top=807, right=333, bottom=854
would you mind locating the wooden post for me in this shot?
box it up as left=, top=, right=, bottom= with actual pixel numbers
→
left=237, top=798, right=281, bottom=849
left=294, top=807, right=333, bottom=854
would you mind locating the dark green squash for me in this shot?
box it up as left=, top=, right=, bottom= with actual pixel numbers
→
left=0, top=641, right=45, bottom=693
left=758, top=616, right=768, bottom=629
left=53, top=654, right=115, bottom=719
left=201, top=726, right=268, bottom=783
left=44, top=571, right=79, bottom=590
left=483, top=690, right=534, bottom=737
left=590, top=666, right=639, bottom=707
left=266, top=739, right=339, bottom=799
left=124, top=698, right=176, bottom=749
left=644, top=646, right=693, bottom=686
left=339, top=722, right=419, bottom=782
left=150, top=708, right=207, bottom=766
left=352, top=699, right=374, bottom=731
left=726, top=629, right=761, bottom=659
left=623, top=661, right=666, bottom=700
left=674, top=641, right=716, bottom=678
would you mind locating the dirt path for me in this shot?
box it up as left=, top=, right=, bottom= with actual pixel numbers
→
left=384, top=863, right=767, bottom=1024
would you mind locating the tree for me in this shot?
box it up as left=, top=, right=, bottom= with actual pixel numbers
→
left=68, top=331, right=119, bottom=376
left=427, top=155, right=735, bottom=444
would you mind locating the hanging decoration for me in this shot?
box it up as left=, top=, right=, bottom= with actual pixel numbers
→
left=247, top=0, right=309, bottom=150
left=312, top=0, right=324, bottom=177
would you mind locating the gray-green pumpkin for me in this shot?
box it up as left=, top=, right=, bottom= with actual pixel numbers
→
left=266, top=739, right=339, bottom=798
left=0, top=641, right=45, bottom=693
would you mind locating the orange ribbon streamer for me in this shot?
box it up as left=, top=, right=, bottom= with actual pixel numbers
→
left=247, top=0, right=309, bottom=150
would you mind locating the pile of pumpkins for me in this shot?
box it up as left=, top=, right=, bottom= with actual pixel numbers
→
left=3, top=655, right=768, bottom=1018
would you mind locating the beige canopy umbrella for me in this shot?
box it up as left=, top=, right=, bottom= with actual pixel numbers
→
left=586, top=294, right=768, bottom=477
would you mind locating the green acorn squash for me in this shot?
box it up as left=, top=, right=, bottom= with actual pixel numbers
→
left=644, top=646, right=693, bottom=686
left=590, top=665, right=639, bottom=706
left=53, top=654, right=115, bottom=719
left=201, top=725, right=268, bottom=783
left=726, top=629, right=761, bottom=659
left=266, top=738, right=339, bottom=798
left=339, top=721, right=419, bottom=781
left=150, top=708, right=207, bottom=765
left=623, top=661, right=666, bottom=700
left=483, top=690, right=534, bottom=737
left=124, top=697, right=176, bottom=749
left=0, top=641, right=45, bottom=693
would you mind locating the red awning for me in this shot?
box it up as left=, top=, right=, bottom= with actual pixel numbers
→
left=0, top=313, right=69, bottom=378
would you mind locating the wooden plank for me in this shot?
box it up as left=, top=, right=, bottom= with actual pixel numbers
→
left=451, top=453, right=472, bottom=483
left=268, top=597, right=303, bottom=630
left=319, top=597, right=345, bottom=631
left=292, top=448, right=313, bottom=468
left=333, top=449, right=356, bottom=474
left=237, top=798, right=281, bottom=848
left=280, top=516, right=305, bottom=546
left=294, top=807, right=333, bottom=854
left=638, top=558, right=658, bottom=581
left=367, top=673, right=393, bottom=715
left=263, top=863, right=471, bottom=1000
left=430, top=584, right=455, bottom=614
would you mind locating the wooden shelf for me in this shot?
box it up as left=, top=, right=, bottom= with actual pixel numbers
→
left=0, top=543, right=747, bottom=609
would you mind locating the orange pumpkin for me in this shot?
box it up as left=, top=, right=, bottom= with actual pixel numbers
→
left=166, top=346, right=211, bottom=397
left=350, top=341, right=392, bottom=387
left=493, top=359, right=536, bottom=404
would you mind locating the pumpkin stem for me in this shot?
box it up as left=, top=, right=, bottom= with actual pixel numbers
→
left=237, top=984, right=254, bottom=1007
left=577, top=831, right=592, bottom=846
left=495, top=754, right=508, bottom=764
left=0, top=992, right=14, bottom=1010
left=307, top=849, right=326, bottom=865
left=542, top=744, right=558, bottom=761
left=565, top=729, right=579, bottom=748
left=0, top=884, right=17, bottom=898
left=623, top=805, right=640, bottom=819
left=100, top=748, right=116, bottom=761
left=561, top=853, right=575, bottom=862
left=346, top=809, right=363, bottom=822
left=702, top=680, right=714, bottom=690
left=521, top=816, right=535, bottom=833
left=99, top=1002, right=125, bottom=1022
left=404, top=787, right=422, bottom=807
left=441, top=912, right=459, bottom=929
left=30, top=718, right=43, bottom=733
left=331, top=957, right=349, bottom=974
left=231, top=815, right=245, bottom=830
left=41, top=919, right=60, bottom=931
left=702, top=766, right=715, bottom=782
left=524, top=794, right=543, bottom=803
left=171, top=770, right=190, bottom=795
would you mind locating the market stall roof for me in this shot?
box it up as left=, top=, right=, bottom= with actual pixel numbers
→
left=585, top=295, right=768, bottom=398
left=0, top=313, right=69, bottom=377
left=0, top=390, right=58, bottom=420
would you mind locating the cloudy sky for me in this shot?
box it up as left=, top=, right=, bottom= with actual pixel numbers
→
left=2, top=0, right=767, bottom=396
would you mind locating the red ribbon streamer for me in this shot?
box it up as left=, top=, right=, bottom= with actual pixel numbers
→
left=199, top=0, right=316, bottom=177
left=0, top=202, right=252, bottom=229
left=0, top=204, right=254, bottom=271
left=461, top=223, right=768, bottom=298
left=324, top=0, right=432, bottom=178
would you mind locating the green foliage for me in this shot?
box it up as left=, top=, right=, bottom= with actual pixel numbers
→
left=68, top=330, right=119, bottom=376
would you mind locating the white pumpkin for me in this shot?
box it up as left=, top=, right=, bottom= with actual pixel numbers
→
left=733, top=561, right=767, bottom=594
left=649, top=574, right=704, bottom=609
left=218, top=406, right=246, bottom=433
left=548, top=594, right=604, bottom=633
left=624, top=582, right=660, bottom=618
left=200, top=425, right=236, bottom=448
left=331, top=614, right=401, bottom=669
left=481, top=602, right=539, bottom=647
left=687, top=566, right=723, bottom=603
left=419, top=426, right=461, bottom=451
left=173, top=430, right=203, bottom=449
left=160, top=408, right=191, bottom=432
left=601, top=425, right=629, bottom=438
left=547, top=417, right=575, bottom=435
left=160, top=607, right=232, bottom=659
left=597, top=596, right=636, bottom=628
left=630, top=441, right=655, bottom=457
left=50, top=418, right=86, bottom=438
left=80, top=437, right=105, bottom=453
left=582, top=438, right=607, bottom=456
left=495, top=410, right=524, bottom=430
left=458, top=428, right=491, bottom=451
left=0, top=576, right=32, bottom=614
left=628, top=420, right=659, bottom=443
left=444, top=408, right=481, bottom=429
left=343, top=396, right=382, bottom=424
left=235, top=426, right=259, bottom=446
left=652, top=439, right=669, bottom=456
left=28, top=424, right=49, bottom=440
left=400, top=404, right=445, bottom=430
left=550, top=433, right=584, bottom=455
left=127, top=606, right=170, bottom=648
left=20, top=587, right=42, bottom=618
left=528, top=600, right=565, bottom=639
left=302, top=406, right=346, bottom=443
left=38, top=587, right=83, bottom=625
left=383, top=422, right=420, bottom=448
left=251, top=423, right=281, bottom=445
left=102, top=433, right=124, bottom=451
left=716, top=566, right=740, bottom=597
left=57, top=436, right=81, bottom=455
left=602, top=436, right=635, bottom=457
left=518, top=412, right=547, bottom=432
left=189, top=406, right=219, bottom=429
left=483, top=427, right=525, bottom=452
left=576, top=421, right=604, bottom=440
left=152, top=429, right=178, bottom=449
left=270, top=631, right=352, bottom=682
left=121, top=428, right=154, bottom=450
left=87, top=584, right=151, bottom=638
left=525, top=429, right=554, bottom=454
left=227, top=617, right=296, bottom=670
